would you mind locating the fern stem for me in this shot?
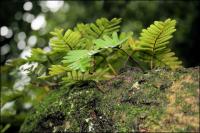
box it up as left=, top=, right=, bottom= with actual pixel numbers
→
left=89, top=56, right=95, bottom=74
left=141, top=51, right=169, bottom=68
left=47, top=55, right=53, bottom=64
left=65, top=42, right=73, bottom=50
left=151, top=27, right=164, bottom=69
left=76, top=71, right=78, bottom=80
left=106, top=58, right=118, bottom=76
left=118, top=48, right=145, bottom=72
left=81, top=72, right=84, bottom=80
left=97, top=54, right=118, bottom=76
left=70, top=71, right=73, bottom=80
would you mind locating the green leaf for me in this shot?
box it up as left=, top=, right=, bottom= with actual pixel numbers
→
left=50, top=29, right=82, bottom=52
left=27, top=48, right=47, bottom=62
left=94, top=32, right=129, bottom=49
left=49, top=65, right=69, bottom=76
left=75, top=18, right=122, bottom=39
left=130, top=18, right=182, bottom=70
left=62, top=50, right=98, bottom=72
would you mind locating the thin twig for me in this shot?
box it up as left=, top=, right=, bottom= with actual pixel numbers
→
left=97, top=54, right=118, bottom=76
left=106, top=58, right=118, bottom=76
left=46, top=55, right=53, bottom=64
left=118, top=48, right=145, bottom=72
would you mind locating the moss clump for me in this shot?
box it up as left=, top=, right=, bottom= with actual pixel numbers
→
left=20, top=67, right=199, bottom=132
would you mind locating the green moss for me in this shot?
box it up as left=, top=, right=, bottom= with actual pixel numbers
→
left=20, top=67, right=199, bottom=132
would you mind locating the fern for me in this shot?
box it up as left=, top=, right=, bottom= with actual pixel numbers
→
left=75, top=18, right=121, bottom=39
left=27, top=48, right=47, bottom=62
left=50, top=28, right=82, bottom=52
left=130, top=18, right=182, bottom=69
left=61, top=70, right=85, bottom=83
left=48, top=65, right=68, bottom=76
left=93, top=32, right=129, bottom=49
left=24, top=17, right=182, bottom=87
left=62, top=32, right=133, bottom=74
left=62, top=50, right=98, bottom=72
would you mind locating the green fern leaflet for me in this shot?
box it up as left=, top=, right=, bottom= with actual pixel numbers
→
left=130, top=18, right=182, bottom=69
left=62, top=50, right=99, bottom=72
left=50, top=29, right=82, bottom=52
left=27, top=48, right=47, bottom=62
left=94, top=32, right=129, bottom=49
left=48, top=65, right=68, bottom=76
left=75, top=18, right=122, bottom=39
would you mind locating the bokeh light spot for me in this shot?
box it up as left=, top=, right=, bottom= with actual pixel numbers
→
left=5, top=29, right=13, bottom=38
left=23, top=1, right=33, bottom=11
left=27, top=35, right=37, bottom=47
left=0, top=26, right=9, bottom=36
left=1, top=44, right=10, bottom=55
left=46, top=1, right=64, bottom=12
left=17, top=40, right=26, bottom=50
left=39, top=1, right=64, bottom=13
left=31, top=14, right=46, bottom=30
left=43, top=46, right=51, bottom=52
left=23, top=13, right=35, bottom=23
left=20, top=48, right=32, bottom=59
left=17, top=32, right=26, bottom=40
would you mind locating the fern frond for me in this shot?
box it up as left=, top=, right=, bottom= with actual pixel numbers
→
left=61, top=70, right=84, bottom=82
left=155, top=50, right=182, bottom=69
left=50, top=28, right=82, bottom=52
left=130, top=18, right=182, bottom=69
left=61, top=68, right=110, bottom=83
left=48, top=65, right=69, bottom=76
left=27, top=48, right=47, bottom=62
left=94, top=32, right=129, bottom=49
left=75, top=18, right=122, bottom=39
left=62, top=50, right=98, bottom=72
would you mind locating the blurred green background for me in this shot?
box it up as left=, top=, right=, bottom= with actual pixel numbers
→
left=0, top=1, right=199, bottom=132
